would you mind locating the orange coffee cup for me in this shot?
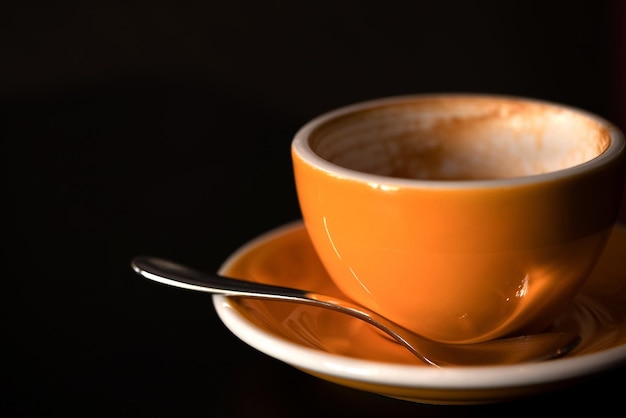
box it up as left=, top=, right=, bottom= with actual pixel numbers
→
left=291, top=94, right=626, bottom=344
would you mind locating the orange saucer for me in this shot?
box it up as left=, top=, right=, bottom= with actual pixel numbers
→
left=213, top=221, right=626, bottom=404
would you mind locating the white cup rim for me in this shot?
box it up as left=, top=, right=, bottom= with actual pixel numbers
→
left=292, top=93, right=626, bottom=190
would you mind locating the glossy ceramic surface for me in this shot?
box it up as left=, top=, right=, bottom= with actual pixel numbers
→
left=291, top=94, right=626, bottom=344
left=214, top=221, right=626, bottom=405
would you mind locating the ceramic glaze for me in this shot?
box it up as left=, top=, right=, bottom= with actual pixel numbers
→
left=291, top=94, right=626, bottom=343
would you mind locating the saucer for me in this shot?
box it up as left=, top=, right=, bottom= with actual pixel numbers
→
left=213, top=221, right=626, bottom=405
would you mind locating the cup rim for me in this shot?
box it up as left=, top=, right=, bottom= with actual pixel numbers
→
left=292, top=93, right=626, bottom=190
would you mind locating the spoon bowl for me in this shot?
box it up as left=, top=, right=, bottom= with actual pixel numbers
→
left=131, top=255, right=581, bottom=367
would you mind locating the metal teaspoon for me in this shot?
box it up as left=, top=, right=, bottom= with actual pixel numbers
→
left=130, top=255, right=581, bottom=367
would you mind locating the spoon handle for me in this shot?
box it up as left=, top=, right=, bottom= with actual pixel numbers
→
left=131, top=255, right=312, bottom=301
left=131, top=255, right=442, bottom=365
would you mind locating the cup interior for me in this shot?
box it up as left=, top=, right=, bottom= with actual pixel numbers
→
left=308, top=96, right=611, bottom=181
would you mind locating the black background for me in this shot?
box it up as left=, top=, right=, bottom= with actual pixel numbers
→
left=3, top=1, right=626, bottom=416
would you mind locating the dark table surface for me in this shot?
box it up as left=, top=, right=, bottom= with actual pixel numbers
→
left=4, top=1, right=626, bottom=416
